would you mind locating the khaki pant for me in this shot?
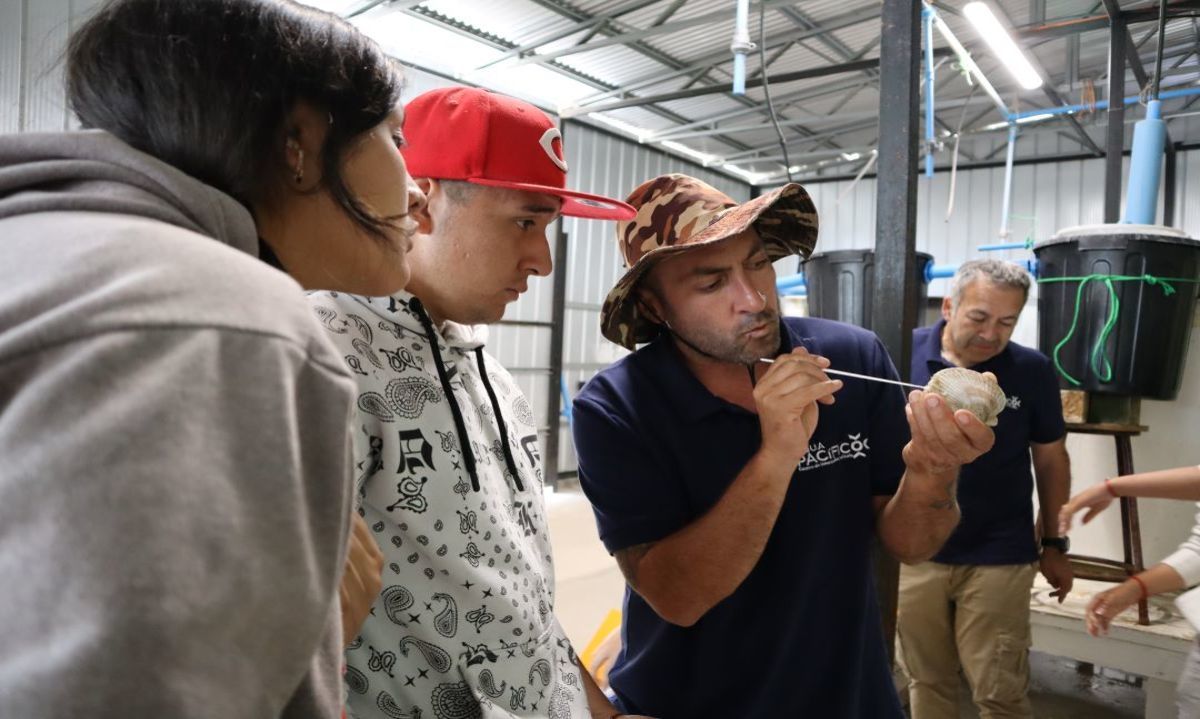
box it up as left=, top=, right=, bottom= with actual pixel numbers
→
left=897, top=561, right=1038, bottom=719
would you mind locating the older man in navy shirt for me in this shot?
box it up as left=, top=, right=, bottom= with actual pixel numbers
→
left=898, top=259, right=1073, bottom=719
left=572, top=174, right=996, bottom=718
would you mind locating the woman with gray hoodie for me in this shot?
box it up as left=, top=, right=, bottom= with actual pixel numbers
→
left=0, top=1, right=424, bottom=716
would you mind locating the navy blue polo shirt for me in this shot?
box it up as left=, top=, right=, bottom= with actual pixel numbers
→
left=573, top=317, right=909, bottom=719
left=911, top=320, right=1066, bottom=565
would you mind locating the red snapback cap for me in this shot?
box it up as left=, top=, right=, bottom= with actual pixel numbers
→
left=401, top=87, right=635, bottom=221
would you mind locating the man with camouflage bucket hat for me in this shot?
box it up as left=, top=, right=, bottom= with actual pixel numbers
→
left=571, top=174, right=995, bottom=718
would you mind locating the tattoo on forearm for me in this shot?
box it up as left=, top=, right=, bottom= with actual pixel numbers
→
left=614, top=542, right=655, bottom=586
left=928, top=478, right=958, bottom=511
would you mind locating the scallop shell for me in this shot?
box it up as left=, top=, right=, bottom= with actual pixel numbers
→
left=925, top=367, right=1006, bottom=427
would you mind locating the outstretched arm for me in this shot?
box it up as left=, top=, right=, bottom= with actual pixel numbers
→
left=1059, top=465, right=1200, bottom=534
left=1085, top=563, right=1186, bottom=636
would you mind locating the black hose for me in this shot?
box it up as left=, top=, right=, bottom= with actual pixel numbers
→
left=760, top=5, right=793, bottom=182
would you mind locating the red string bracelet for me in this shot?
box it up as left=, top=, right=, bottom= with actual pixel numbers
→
left=1130, top=574, right=1149, bottom=601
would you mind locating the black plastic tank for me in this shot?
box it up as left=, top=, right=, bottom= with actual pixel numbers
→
left=1034, top=224, right=1200, bottom=399
left=802, top=249, right=933, bottom=329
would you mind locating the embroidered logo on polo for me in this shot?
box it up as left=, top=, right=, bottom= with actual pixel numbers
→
left=797, top=433, right=870, bottom=471
left=1006, top=395, right=1022, bottom=410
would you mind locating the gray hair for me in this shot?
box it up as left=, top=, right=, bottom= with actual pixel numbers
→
left=949, top=259, right=1031, bottom=308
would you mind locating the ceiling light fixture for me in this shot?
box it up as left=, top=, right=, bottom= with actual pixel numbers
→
left=661, top=140, right=722, bottom=166
left=588, top=114, right=652, bottom=143
left=963, top=2, right=1043, bottom=90
left=721, top=164, right=769, bottom=184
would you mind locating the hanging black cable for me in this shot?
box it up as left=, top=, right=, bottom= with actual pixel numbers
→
left=1153, top=0, right=1168, bottom=100
left=759, top=5, right=793, bottom=183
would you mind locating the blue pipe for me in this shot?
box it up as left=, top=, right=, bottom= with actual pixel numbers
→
left=780, top=259, right=939, bottom=292
left=924, top=259, right=1039, bottom=282
left=925, top=263, right=957, bottom=281
left=560, top=376, right=573, bottom=426
left=782, top=258, right=1045, bottom=291
left=731, top=0, right=751, bottom=95
left=1008, top=86, right=1200, bottom=122
left=776, top=273, right=807, bottom=290
left=732, top=53, right=747, bottom=95
left=924, top=7, right=935, bottom=178
left=1123, top=99, right=1166, bottom=224
left=785, top=260, right=1042, bottom=292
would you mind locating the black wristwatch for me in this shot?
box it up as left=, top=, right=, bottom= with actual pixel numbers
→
left=1041, top=536, right=1070, bottom=553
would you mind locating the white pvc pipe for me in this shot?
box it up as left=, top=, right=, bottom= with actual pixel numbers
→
left=731, top=0, right=752, bottom=95
left=836, top=150, right=878, bottom=205
left=999, top=124, right=1018, bottom=239
left=946, top=135, right=961, bottom=222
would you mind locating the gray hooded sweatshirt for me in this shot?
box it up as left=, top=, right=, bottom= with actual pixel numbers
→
left=0, top=130, right=356, bottom=718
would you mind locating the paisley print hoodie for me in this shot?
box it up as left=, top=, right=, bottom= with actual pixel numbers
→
left=305, top=290, right=590, bottom=719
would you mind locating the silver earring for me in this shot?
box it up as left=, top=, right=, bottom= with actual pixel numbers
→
left=293, top=148, right=304, bottom=184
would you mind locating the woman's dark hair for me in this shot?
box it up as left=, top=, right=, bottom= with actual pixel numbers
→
left=66, top=0, right=403, bottom=243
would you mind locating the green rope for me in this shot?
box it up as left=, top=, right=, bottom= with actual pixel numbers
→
left=1037, top=273, right=1200, bottom=386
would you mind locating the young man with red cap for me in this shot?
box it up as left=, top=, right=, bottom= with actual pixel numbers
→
left=308, top=87, right=639, bottom=719
left=571, top=174, right=996, bottom=718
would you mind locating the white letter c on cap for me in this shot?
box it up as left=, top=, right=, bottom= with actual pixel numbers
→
left=538, top=128, right=569, bottom=173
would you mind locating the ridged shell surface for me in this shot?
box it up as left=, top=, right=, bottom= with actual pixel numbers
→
left=925, top=367, right=1006, bottom=427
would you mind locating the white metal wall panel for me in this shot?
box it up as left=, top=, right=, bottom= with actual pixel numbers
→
left=1179, top=150, right=1200, bottom=238
left=557, top=120, right=750, bottom=474
left=24, top=0, right=70, bottom=132
left=0, top=0, right=102, bottom=134
left=0, top=0, right=23, bottom=132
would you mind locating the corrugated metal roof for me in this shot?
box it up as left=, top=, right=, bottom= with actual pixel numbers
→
left=309, top=0, right=1200, bottom=184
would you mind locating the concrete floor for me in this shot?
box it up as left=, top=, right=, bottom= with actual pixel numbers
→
left=902, top=653, right=1146, bottom=718
left=544, top=482, right=625, bottom=649
left=545, top=484, right=1152, bottom=717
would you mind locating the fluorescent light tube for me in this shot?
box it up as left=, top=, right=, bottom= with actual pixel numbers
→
left=963, top=2, right=1043, bottom=90
left=662, top=140, right=721, bottom=166
left=588, top=114, right=651, bottom=143
left=721, top=164, right=768, bottom=184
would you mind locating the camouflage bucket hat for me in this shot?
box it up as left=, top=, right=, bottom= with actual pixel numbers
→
left=600, top=173, right=819, bottom=350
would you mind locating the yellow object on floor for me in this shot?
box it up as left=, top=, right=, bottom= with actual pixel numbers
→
left=579, top=608, right=623, bottom=689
